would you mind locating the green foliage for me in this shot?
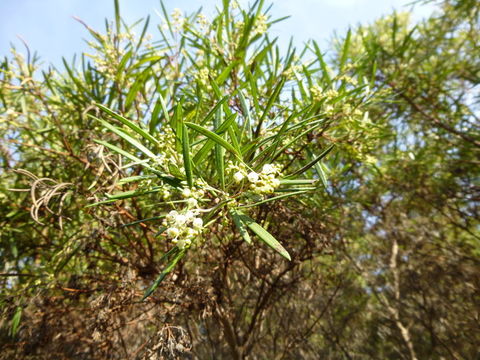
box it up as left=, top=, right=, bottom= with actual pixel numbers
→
left=0, top=0, right=478, bottom=358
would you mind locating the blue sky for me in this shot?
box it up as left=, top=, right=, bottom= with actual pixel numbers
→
left=0, top=0, right=435, bottom=67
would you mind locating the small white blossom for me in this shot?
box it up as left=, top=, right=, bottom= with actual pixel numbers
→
left=192, top=217, right=203, bottom=229
left=187, top=198, right=198, bottom=208
left=186, top=228, right=197, bottom=237
left=175, top=214, right=187, bottom=225
left=233, top=171, right=245, bottom=182
left=181, top=188, right=192, bottom=198
left=247, top=164, right=282, bottom=195
left=166, top=227, right=180, bottom=238
left=166, top=210, right=178, bottom=222
left=261, top=164, right=277, bottom=175
left=185, top=210, right=196, bottom=221
left=247, top=171, right=259, bottom=183
left=270, top=178, right=280, bottom=188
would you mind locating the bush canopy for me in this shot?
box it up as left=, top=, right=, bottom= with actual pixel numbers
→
left=1, top=0, right=479, bottom=358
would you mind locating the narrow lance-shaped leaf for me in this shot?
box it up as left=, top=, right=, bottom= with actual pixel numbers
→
left=185, top=122, right=241, bottom=157
left=340, top=28, right=352, bottom=71
left=193, top=113, right=237, bottom=164
left=230, top=208, right=251, bottom=244
left=90, top=115, right=156, bottom=158
left=279, top=179, right=317, bottom=185
left=158, top=92, right=171, bottom=123
left=121, top=215, right=164, bottom=228
left=85, top=187, right=163, bottom=207
left=94, top=139, right=148, bottom=166
left=9, top=306, right=22, bottom=338
left=288, top=144, right=335, bottom=177
left=199, top=96, right=229, bottom=126
left=255, top=76, right=286, bottom=137
left=124, top=69, right=150, bottom=110
left=113, top=0, right=121, bottom=34
left=182, top=123, right=193, bottom=188
left=238, top=90, right=252, bottom=142
left=142, top=249, right=186, bottom=301
left=238, top=190, right=310, bottom=209
left=96, top=103, right=159, bottom=146
left=92, top=140, right=182, bottom=188
left=236, top=211, right=291, bottom=260
left=117, top=175, right=156, bottom=185
left=214, top=107, right=225, bottom=189
left=314, top=160, right=329, bottom=188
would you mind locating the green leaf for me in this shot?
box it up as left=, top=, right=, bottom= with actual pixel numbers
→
left=271, top=121, right=326, bottom=161
left=199, top=96, right=229, bottom=126
left=214, top=107, right=226, bottom=189
left=113, top=0, right=121, bottom=34
left=142, top=248, right=186, bottom=301
left=158, top=92, right=171, bottom=124
left=340, top=28, right=352, bottom=70
left=230, top=208, right=251, bottom=244
left=279, top=179, right=317, bottom=185
left=238, top=90, right=252, bottom=141
left=182, top=123, right=193, bottom=188
left=253, top=106, right=312, bottom=164
left=94, top=139, right=148, bottom=165
left=125, top=69, right=149, bottom=110
left=86, top=187, right=163, bottom=207
left=185, top=122, right=241, bottom=158
left=255, top=77, right=286, bottom=137
left=9, top=306, right=22, bottom=338
left=90, top=115, right=156, bottom=158
left=238, top=190, right=310, bottom=208
left=215, top=60, right=240, bottom=85
left=121, top=215, right=164, bottom=228
left=96, top=103, right=159, bottom=146
left=235, top=211, right=291, bottom=260
left=193, top=113, right=237, bottom=164
left=314, top=161, right=329, bottom=188
left=131, top=55, right=163, bottom=70
left=289, top=144, right=335, bottom=176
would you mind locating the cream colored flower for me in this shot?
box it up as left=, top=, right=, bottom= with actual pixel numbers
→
left=233, top=171, right=245, bottom=182
left=247, top=171, right=259, bottom=183
left=167, top=227, right=180, bottom=238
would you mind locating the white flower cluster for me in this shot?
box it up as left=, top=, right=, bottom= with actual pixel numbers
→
left=163, top=210, right=204, bottom=249
left=282, top=64, right=302, bottom=80
left=229, top=163, right=282, bottom=195
left=196, top=13, right=209, bottom=28
left=248, top=164, right=281, bottom=194
left=171, top=8, right=185, bottom=32
left=310, top=85, right=323, bottom=101
left=253, top=14, right=268, bottom=35
left=195, top=68, right=216, bottom=87
left=151, top=127, right=176, bottom=171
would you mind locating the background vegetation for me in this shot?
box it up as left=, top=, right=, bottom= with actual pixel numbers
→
left=0, top=0, right=478, bottom=359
